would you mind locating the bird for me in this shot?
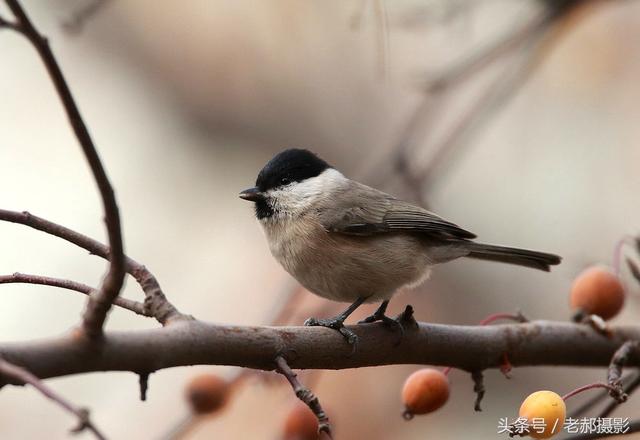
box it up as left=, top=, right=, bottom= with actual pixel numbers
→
left=239, top=148, right=561, bottom=347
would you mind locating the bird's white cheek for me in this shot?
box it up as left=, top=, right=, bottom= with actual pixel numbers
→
left=267, top=189, right=315, bottom=217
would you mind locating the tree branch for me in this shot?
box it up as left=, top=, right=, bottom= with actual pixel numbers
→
left=0, top=320, right=638, bottom=386
left=607, top=340, right=640, bottom=399
left=598, top=372, right=640, bottom=418
left=4, top=0, right=126, bottom=338
left=0, top=209, right=183, bottom=323
left=275, top=355, right=332, bottom=438
left=569, top=372, right=638, bottom=418
left=0, top=357, right=106, bottom=439
left=0, top=272, right=148, bottom=316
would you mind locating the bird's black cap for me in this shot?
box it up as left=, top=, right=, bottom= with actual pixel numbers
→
left=255, top=148, right=332, bottom=192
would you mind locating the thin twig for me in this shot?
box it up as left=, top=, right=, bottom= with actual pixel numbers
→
left=598, top=372, right=640, bottom=418
left=0, top=357, right=106, bottom=440
left=424, top=7, right=553, bottom=93
left=274, top=356, right=332, bottom=438
left=373, top=0, right=389, bottom=80
left=627, top=258, right=640, bottom=284
left=62, top=0, right=112, bottom=34
left=413, top=18, right=553, bottom=189
left=0, top=272, right=148, bottom=316
left=4, top=0, right=126, bottom=338
left=608, top=341, right=640, bottom=401
left=562, top=383, right=626, bottom=402
left=478, top=311, right=528, bottom=326
left=365, top=6, right=559, bottom=206
left=0, top=209, right=183, bottom=324
left=0, top=13, right=20, bottom=31
left=569, top=372, right=637, bottom=418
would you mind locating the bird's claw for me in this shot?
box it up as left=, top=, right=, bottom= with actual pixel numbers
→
left=358, top=305, right=415, bottom=346
left=304, top=316, right=359, bottom=354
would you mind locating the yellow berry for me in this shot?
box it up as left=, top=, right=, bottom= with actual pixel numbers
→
left=519, top=391, right=566, bottom=439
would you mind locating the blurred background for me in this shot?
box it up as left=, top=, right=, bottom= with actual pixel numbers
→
left=1, top=0, right=639, bottom=438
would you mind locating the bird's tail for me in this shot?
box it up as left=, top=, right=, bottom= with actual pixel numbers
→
left=464, top=242, right=561, bottom=271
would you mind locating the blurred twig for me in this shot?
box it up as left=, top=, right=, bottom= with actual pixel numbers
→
left=62, top=0, right=112, bottom=34
left=373, top=0, right=389, bottom=80
left=367, top=1, right=595, bottom=207
left=0, top=357, right=106, bottom=439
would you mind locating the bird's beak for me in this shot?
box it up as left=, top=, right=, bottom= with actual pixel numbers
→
left=239, top=187, right=263, bottom=202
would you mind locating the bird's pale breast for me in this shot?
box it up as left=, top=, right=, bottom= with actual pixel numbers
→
left=261, top=213, right=433, bottom=303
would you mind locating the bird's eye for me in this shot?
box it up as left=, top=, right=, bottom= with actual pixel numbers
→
left=280, top=177, right=291, bottom=185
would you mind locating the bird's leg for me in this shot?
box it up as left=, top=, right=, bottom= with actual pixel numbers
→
left=358, top=300, right=407, bottom=345
left=304, top=297, right=365, bottom=350
left=358, top=300, right=391, bottom=324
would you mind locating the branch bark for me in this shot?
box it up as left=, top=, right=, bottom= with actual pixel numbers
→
left=0, top=320, right=638, bottom=385
left=4, top=0, right=126, bottom=338
left=275, top=355, right=332, bottom=438
left=0, top=272, right=148, bottom=316
left=0, top=209, right=183, bottom=323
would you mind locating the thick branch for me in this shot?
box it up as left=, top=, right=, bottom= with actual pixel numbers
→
left=4, top=0, right=126, bottom=338
left=0, top=358, right=106, bottom=439
left=0, top=320, right=639, bottom=385
left=0, top=209, right=183, bottom=323
left=0, top=272, right=148, bottom=316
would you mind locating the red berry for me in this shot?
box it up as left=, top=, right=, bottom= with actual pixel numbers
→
left=282, top=401, right=319, bottom=440
left=402, top=368, right=450, bottom=418
left=570, top=266, right=625, bottom=320
left=185, top=373, right=230, bottom=415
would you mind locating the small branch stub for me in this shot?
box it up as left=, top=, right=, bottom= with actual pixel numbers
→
left=139, top=372, right=150, bottom=402
left=472, top=370, right=485, bottom=412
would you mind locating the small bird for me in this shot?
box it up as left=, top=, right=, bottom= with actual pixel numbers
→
left=240, top=149, right=560, bottom=346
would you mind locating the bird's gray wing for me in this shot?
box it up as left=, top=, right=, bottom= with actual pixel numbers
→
left=318, top=183, right=476, bottom=239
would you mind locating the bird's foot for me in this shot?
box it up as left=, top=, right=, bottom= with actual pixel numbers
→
left=358, top=306, right=414, bottom=346
left=304, top=316, right=359, bottom=353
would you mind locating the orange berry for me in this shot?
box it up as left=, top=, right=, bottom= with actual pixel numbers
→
left=402, top=368, right=449, bottom=418
left=519, top=391, right=566, bottom=439
left=282, top=401, right=319, bottom=440
left=570, top=266, right=625, bottom=320
left=185, top=373, right=230, bottom=415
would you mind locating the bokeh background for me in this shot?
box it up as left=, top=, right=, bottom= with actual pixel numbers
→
left=1, top=0, right=639, bottom=439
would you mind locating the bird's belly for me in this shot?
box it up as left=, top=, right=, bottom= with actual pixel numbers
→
left=264, top=219, right=432, bottom=303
